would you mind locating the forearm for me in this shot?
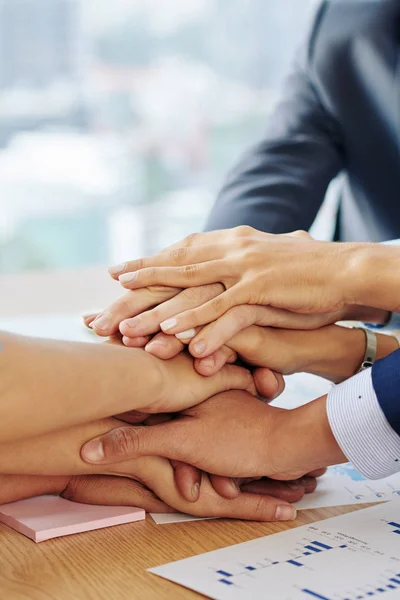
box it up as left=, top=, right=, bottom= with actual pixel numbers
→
left=0, top=332, right=162, bottom=443
left=0, top=418, right=122, bottom=475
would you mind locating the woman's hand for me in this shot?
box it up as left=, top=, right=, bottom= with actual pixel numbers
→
left=109, top=228, right=357, bottom=331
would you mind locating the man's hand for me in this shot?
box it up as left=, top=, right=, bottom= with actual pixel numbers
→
left=82, top=391, right=347, bottom=482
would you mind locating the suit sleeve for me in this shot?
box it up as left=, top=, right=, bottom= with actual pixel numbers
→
left=327, top=353, right=400, bottom=480
left=205, top=1, right=344, bottom=234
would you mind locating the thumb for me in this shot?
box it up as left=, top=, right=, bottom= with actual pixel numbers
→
left=81, top=422, right=191, bottom=466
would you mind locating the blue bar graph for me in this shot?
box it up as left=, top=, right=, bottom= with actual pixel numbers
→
left=377, top=588, right=385, bottom=592
left=388, top=522, right=400, bottom=528
left=287, top=560, right=303, bottom=567
left=304, top=545, right=322, bottom=553
left=390, top=578, right=400, bottom=584
left=304, top=552, right=312, bottom=556
left=302, top=589, right=330, bottom=600
left=245, top=566, right=256, bottom=571
left=219, top=579, right=233, bottom=585
left=216, top=570, right=232, bottom=577
left=310, top=541, right=332, bottom=550
left=387, top=585, right=396, bottom=589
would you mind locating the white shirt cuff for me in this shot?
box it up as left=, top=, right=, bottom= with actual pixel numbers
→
left=327, top=368, right=400, bottom=479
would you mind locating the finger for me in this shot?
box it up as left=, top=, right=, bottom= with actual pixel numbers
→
left=120, top=284, right=223, bottom=338
left=173, top=462, right=202, bottom=503
left=159, top=286, right=248, bottom=339
left=195, top=346, right=237, bottom=377
left=91, top=287, right=180, bottom=336
left=211, top=490, right=297, bottom=522
left=145, top=333, right=184, bottom=359
left=240, top=478, right=306, bottom=503
left=143, top=414, right=173, bottom=426
left=122, top=335, right=151, bottom=348
left=253, top=369, right=285, bottom=401
left=306, top=468, right=327, bottom=478
left=82, top=313, right=99, bottom=328
left=81, top=422, right=198, bottom=466
left=209, top=475, right=241, bottom=499
left=189, top=306, right=261, bottom=357
left=300, top=476, right=318, bottom=494
left=112, top=242, right=225, bottom=283
left=114, top=410, right=149, bottom=425
left=118, top=260, right=230, bottom=291
left=62, top=475, right=172, bottom=513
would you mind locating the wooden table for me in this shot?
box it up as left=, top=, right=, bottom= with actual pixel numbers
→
left=0, top=505, right=371, bottom=599
left=0, top=315, right=359, bottom=599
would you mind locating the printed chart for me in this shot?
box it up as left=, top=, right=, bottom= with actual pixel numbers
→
left=150, top=499, right=400, bottom=599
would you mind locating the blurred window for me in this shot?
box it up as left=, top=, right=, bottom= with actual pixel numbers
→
left=0, top=0, right=317, bottom=275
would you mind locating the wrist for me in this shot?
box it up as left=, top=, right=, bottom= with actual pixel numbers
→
left=271, top=395, right=347, bottom=479
left=341, top=243, right=400, bottom=311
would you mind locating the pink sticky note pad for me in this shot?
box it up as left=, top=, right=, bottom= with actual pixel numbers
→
left=0, top=495, right=145, bottom=543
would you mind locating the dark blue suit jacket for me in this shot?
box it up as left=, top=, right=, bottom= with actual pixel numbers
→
left=206, top=0, right=400, bottom=242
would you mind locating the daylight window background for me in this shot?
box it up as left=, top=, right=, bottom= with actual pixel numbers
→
left=0, top=0, right=319, bottom=314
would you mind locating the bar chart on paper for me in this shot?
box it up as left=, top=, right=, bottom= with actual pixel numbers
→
left=149, top=499, right=400, bottom=599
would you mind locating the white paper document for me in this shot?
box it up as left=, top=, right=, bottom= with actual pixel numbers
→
left=149, top=499, right=400, bottom=599
left=151, top=463, right=400, bottom=524
left=296, top=463, right=400, bottom=510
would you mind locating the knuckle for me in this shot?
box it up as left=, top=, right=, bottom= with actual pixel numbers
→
left=211, top=296, right=225, bottom=313
left=183, top=264, right=200, bottom=279
left=169, top=247, right=187, bottom=264
left=252, top=495, right=270, bottom=520
left=109, top=427, right=142, bottom=458
left=236, top=225, right=254, bottom=237
left=183, top=233, right=198, bottom=247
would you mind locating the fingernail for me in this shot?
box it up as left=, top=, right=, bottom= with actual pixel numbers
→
left=122, top=317, right=141, bottom=330
left=287, top=482, right=301, bottom=491
left=192, top=341, right=206, bottom=356
left=200, top=356, right=215, bottom=369
left=175, top=329, right=196, bottom=341
left=161, top=318, right=177, bottom=332
left=82, top=440, right=104, bottom=463
left=145, top=339, right=166, bottom=352
left=119, top=272, right=138, bottom=284
left=191, top=482, right=200, bottom=500
left=275, top=505, right=297, bottom=521
left=92, top=313, right=112, bottom=331
left=230, top=479, right=240, bottom=493
left=108, top=263, right=127, bottom=276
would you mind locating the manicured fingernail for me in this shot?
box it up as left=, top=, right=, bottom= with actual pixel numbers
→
left=175, top=329, right=196, bottom=341
left=119, top=272, right=137, bottom=284
left=92, top=313, right=112, bottom=331
left=200, top=356, right=215, bottom=369
left=82, top=440, right=104, bottom=463
left=161, top=318, right=177, bottom=332
left=108, top=263, right=127, bottom=276
left=275, top=505, right=297, bottom=521
left=191, top=482, right=200, bottom=500
left=145, top=339, right=166, bottom=352
left=192, top=341, right=206, bottom=356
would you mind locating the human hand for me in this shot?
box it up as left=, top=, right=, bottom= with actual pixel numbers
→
left=109, top=228, right=358, bottom=333
left=82, top=391, right=347, bottom=482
